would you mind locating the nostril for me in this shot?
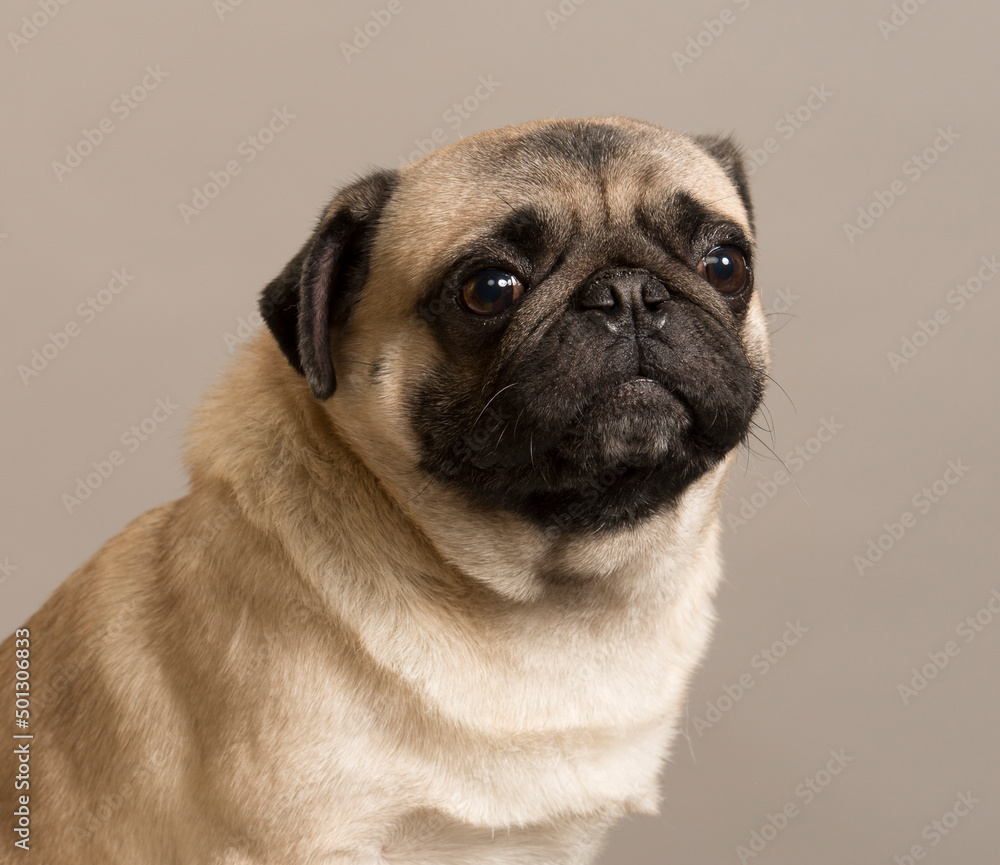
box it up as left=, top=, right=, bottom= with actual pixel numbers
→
left=642, top=280, right=669, bottom=310
left=576, top=280, right=618, bottom=311
left=575, top=268, right=670, bottom=324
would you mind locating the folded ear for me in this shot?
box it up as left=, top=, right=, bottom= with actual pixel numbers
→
left=259, top=169, right=399, bottom=400
left=692, top=134, right=754, bottom=232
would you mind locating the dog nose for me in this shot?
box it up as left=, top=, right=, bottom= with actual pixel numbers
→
left=575, top=268, right=670, bottom=333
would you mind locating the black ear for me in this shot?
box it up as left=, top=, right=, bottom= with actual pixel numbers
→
left=259, top=169, right=399, bottom=400
left=692, top=134, right=754, bottom=232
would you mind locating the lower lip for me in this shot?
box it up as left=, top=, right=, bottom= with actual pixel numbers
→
left=609, top=378, right=664, bottom=397
left=602, top=377, right=690, bottom=416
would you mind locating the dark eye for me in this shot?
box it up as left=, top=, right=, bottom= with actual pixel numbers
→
left=698, top=246, right=750, bottom=294
left=459, top=268, right=525, bottom=315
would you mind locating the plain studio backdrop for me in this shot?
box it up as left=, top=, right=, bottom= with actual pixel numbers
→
left=2, top=1, right=998, bottom=862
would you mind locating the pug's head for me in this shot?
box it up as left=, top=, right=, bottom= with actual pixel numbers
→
left=260, top=117, right=769, bottom=536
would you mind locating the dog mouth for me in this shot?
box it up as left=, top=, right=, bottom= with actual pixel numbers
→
left=599, top=377, right=670, bottom=398
left=412, top=322, right=761, bottom=530
left=454, top=372, right=706, bottom=503
left=588, top=376, right=691, bottom=413
left=554, top=376, right=694, bottom=469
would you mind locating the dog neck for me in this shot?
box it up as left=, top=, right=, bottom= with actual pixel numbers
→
left=186, top=330, right=732, bottom=599
left=181, top=332, right=728, bottom=732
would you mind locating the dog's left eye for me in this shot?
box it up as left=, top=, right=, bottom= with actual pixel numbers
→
left=698, top=246, right=750, bottom=294
left=459, top=269, right=525, bottom=315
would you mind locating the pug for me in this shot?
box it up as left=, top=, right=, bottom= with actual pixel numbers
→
left=1, top=117, right=768, bottom=864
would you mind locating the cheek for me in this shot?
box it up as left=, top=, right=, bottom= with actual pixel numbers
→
left=740, top=297, right=771, bottom=374
left=328, top=325, right=437, bottom=478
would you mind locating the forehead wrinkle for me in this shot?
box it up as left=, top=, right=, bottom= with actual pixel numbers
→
left=378, top=125, right=750, bottom=293
left=672, top=161, right=751, bottom=232
left=613, top=158, right=733, bottom=223
left=488, top=200, right=577, bottom=257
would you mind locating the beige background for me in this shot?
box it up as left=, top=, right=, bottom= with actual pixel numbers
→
left=2, top=0, right=998, bottom=862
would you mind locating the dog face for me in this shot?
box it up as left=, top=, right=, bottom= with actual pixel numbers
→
left=261, top=118, right=769, bottom=536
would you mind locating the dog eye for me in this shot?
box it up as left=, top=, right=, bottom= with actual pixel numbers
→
left=459, top=269, right=525, bottom=315
left=698, top=246, right=749, bottom=294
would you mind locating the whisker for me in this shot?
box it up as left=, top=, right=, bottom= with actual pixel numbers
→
left=495, top=192, right=518, bottom=214
left=401, top=478, right=434, bottom=505
left=473, top=382, right=520, bottom=428
left=745, top=431, right=806, bottom=504
left=763, top=374, right=795, bottom=413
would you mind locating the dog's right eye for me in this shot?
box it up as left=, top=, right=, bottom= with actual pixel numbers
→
left=459, top=269, right=525, bottom=316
